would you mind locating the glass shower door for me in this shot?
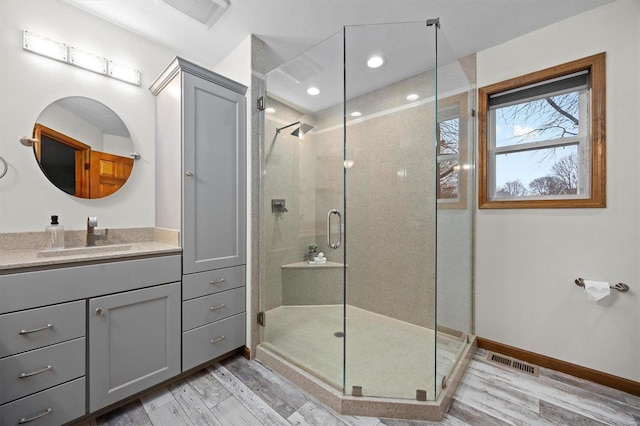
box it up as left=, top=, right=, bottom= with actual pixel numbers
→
left=260, top=29, right=347, bottom=392
left=343, top=21, right=439, bottom=400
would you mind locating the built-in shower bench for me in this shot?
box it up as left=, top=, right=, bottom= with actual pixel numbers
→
left=280, top=262, right=347, bottom=305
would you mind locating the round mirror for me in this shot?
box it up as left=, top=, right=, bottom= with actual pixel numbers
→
left=32, top=97, right=135, bottom=199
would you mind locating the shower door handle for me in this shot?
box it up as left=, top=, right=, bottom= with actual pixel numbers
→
left=327, top=209, right=342, bottom=249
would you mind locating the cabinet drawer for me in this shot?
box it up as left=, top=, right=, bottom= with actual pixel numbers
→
left=0, top=377, right=85, bottom=426
left=182, top=312, right=246, bottom=371
left=0, top=301, right=85, bottom=358
left=182, top=265, right=245, bottom=300
left=182, top=287, right=245, bottom=331
left=0, top=338, right=85, bottom=405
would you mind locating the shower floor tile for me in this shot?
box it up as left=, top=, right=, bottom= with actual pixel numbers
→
left=262, top=304, right=466, bottom=400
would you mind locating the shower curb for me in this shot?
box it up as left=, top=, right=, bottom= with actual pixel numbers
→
left=255, top=336, right=477, bottom=421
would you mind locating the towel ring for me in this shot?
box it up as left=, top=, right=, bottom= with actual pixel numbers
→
left=0, top=155, right=7, bottom=179
left=575, top=278, right=629, bottom=292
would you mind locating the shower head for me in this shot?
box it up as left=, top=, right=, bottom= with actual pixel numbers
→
left=291, top=123, right=314, bottom=138
left=276, top=121, right=315, bottom=138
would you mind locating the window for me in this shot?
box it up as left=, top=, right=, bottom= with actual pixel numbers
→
left=437, top=92, right=470, bottom=209
left=478, top=53, right=605, bottom=208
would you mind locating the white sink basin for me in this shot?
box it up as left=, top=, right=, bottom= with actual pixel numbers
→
left=37, top=244, right=134, bottom=258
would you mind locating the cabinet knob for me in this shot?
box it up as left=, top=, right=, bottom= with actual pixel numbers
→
left=186, top=170, right=194, bottom=177
left=95, top=308, right=104, bottom=316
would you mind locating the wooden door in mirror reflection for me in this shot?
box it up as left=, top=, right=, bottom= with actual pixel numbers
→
left=33, top=123, right=133, bottom=198
left=89, top=151, right=133, bottom=198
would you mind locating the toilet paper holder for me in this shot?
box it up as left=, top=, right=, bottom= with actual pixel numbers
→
left=575, top=278, right=629, bottom=292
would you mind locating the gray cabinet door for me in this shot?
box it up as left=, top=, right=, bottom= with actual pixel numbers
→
left=88, top=283, right=181, bottom=412
left=182, top=71, right=246, bottom=274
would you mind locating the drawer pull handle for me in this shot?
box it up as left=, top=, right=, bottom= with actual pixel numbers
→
left=19, top=324, right=53, bottom=335
left=210, top=279, right=226, bottom=285
left=210, top=336, right=225, bottom=344
left=19, top=365, right=52, bottom=379
left=19, top=408, right=52, bottom=424
left=210, top=304, right=226, bottom=311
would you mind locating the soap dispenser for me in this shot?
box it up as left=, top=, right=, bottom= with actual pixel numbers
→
left=46, top=215, right=65, bottom=250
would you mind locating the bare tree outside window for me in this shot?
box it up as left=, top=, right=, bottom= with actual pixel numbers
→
left=437, top=117, right=460, bottom=200
left=497, top=179, right=527, bottom=197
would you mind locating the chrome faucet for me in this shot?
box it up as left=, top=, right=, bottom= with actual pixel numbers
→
left=87, top=217, right=98, bottom=246
left=87, top=217, right=108, bottom=246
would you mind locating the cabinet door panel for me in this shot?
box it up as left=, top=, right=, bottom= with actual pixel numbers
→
left=182, top=72, right=246, bottom=273
left=89, top=283, right=180, bottom=412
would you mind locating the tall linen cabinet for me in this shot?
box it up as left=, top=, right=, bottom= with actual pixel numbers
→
left=151, top=57, right=247, bottom=371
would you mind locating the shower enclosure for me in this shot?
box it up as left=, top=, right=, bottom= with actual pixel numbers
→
left=257, top=20, right=475, bottom=419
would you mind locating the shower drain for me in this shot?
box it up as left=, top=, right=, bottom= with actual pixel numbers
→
left=334, top=331, right=345, bottom=338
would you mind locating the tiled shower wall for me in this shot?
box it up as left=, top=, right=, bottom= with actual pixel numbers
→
left=263, top=56, right=474, bottom=333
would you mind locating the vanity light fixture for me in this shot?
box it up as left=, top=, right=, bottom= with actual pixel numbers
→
left=69, top=47, right=107, bottom=75
left=108, top=61, right=141, bottom=86
left=23, top=30, right=141, bottom=86
left=22, top=31, right=67, bottom=62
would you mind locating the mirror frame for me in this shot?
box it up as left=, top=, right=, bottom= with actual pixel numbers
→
left=32, top=97, right=135, bottom=199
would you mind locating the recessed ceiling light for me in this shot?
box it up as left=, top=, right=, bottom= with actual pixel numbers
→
left=406, top=94, right=419, bottom=101
left=350, top=111, right=362, bottom=117
left=265, top=107, right=276, bottom=114
left=307, top=87, right=320, bottom=96
left=367, top=56, right=384, bottom=68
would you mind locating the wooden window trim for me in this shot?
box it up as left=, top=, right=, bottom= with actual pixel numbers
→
left=478, top=52, right=606, bottom=209
left=437, top=92, right=470, bottom=210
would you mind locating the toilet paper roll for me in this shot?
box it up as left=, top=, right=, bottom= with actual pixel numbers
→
left=583, top=280, right=610, bottom=302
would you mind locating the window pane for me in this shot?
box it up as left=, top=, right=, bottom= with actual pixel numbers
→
left=438, top=118, right=459, bottom=155
left=495, top=144, right=579, bottom=198
left=495, top=91, right=580, bottom=147
left=438, top=160, right=458, bottom=199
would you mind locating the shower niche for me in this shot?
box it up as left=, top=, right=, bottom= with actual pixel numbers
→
left=257, top=20, right=476, bottom=420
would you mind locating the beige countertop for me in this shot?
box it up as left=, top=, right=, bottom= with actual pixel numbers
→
left=0, top=227, right=181, bottom=273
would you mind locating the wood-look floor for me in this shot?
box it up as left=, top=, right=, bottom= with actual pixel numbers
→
left=75, top=348, right=640, bottom=426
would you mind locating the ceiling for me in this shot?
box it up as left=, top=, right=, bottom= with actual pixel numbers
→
left=61, top=0, right=614, bottom=113
left=62, top=0, right=614, bottom=73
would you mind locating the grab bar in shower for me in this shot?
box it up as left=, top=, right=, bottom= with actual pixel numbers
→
left=327, top=209, right=342, bottom=249
left=575, top=278, right=630, bottom=292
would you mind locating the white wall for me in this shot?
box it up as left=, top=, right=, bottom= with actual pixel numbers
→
left=476, top=0, right=640, bottom=382
left=0, top=0, right=175, bottom=232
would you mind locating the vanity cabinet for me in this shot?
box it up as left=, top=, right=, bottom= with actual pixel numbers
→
left=0, top=254, right=181, bottom=425
left=89, top=282, right=181, bottom=412
left=151, top=57, right=247, bottom=371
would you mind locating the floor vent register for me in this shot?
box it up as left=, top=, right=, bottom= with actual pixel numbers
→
left=487, top=352, right=540, bottom=377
